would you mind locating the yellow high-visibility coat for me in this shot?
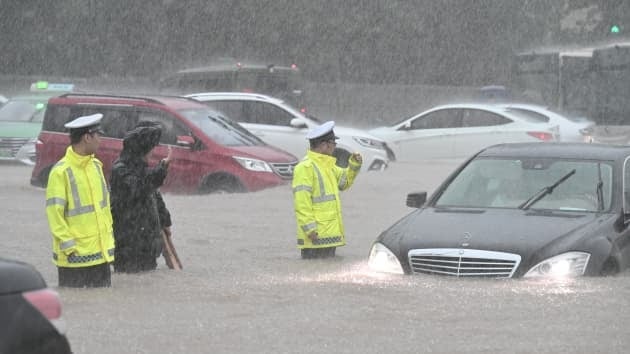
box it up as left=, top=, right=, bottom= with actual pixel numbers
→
left=46, top=146, right=115, bottom=268
left=292, top=150, right=361, bottom=249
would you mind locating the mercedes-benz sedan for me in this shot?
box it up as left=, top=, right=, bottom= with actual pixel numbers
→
left=368, top=143, right=630, bottom=278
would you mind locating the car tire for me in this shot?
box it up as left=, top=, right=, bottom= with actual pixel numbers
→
left=199, top=173, right=245, bottom=194
left=39, top=165, right=53, bottom=188
left=600, top=258, right=619, bottom=276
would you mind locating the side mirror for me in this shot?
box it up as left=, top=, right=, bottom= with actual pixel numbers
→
left=399, top=121, right=412, bottom=131
left=406, top=191, right=427, bottom=208
left=290, top=117, right=307, bottom=129
left=176, top=135, right=195, bottom=148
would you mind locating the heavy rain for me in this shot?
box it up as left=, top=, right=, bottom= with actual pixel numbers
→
left=2, top=1, right=630, bottom=353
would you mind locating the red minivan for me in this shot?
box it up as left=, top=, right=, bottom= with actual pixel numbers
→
left=30, top=93, right=298, bottom=193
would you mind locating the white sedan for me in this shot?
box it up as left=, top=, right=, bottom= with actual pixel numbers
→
left=368, top=103, right=559, bottom=162
left=497, top=103, right=595, bottom=142
left=186, top=92, right=391, bottom=171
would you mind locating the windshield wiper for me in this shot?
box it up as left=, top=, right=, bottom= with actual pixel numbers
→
left=518, top=169, right=576, bottom=210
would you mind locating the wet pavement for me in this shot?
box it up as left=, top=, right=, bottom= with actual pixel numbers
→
left=2, top=161, right=629, bottom=353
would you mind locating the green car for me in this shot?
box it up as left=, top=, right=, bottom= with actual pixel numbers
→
left=0, top=83, right=73, bottom=165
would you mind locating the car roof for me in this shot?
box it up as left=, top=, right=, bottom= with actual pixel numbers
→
left=495, top=103, right=551, bottom=111
left=174, top=63, right=297, bottom=74
left=187, top=92, right=282, bottom=103
left=479, top=143, right=630, bottom=161
left=48, top=93, right=207, bottom=110
left=424, top=102, right=524, bottom=115
left=0, top=257, right=46, bottom=293
left=409, top=102, right=550, bottom=125
left=9, top=93, right=64, bottom=101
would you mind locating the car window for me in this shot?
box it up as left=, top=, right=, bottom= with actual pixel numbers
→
left=43, top=105, right=109, bottom=132
left=0, top=100, right=38, bottom=122
left=505, top=108, right=550, bottom=123
left=178, top=108, right=265, bottom=146
left=32, top=108, right=46, bottom=123
left=436, top=157, right=613, bottom=211
left=247, top=101, right=294, bottom=126
left=205, top=101, right=246, bottom=122
left=501, top=108, right=551, bottom=124
left=101, top=109, right=139, bottom=139
left=178, top=73, right=234, bottom=92
left=138, top=110, right=188, bottom=145
left=461, top=109, right=511, bottom=127
left=410, top=109, right=462, bottom=129
left=199, top=74, right=234, bottom=91
left=543, top=106, right=589, bottom=123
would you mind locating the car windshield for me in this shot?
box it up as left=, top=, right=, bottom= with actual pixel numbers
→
left=435, top=157, right=613, bottom=212
left=178, top=108, right=267, bottom=146
left=0, top=100, right=45, bottom=122
left=499, top=108, right=549, bottom=124
left=504, top=108, right=549, bottom=123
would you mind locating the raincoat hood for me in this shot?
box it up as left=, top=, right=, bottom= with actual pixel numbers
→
left=122, top=122, right=162, bottom=156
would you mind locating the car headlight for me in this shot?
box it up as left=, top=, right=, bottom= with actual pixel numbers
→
left=352, top=136, right=385, bottom=150
left=368, top=242, right=404, bottom=274
left=233, top=156, right=272, bottom=172
left=524, top=252, right=590, bottom=278
left=15, top=139, right=37, bottom=166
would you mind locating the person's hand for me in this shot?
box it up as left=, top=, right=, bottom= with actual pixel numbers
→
left=307, top=231, right=318, bottom=241
left=163, top=146, right=173, bottom=166
left=351, top=152, right=362, bottom=164
left=163, top=226, right=172, bottom=238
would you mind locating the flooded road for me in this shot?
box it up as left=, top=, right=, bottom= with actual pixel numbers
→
left=2, top=161, right=629, bottom=353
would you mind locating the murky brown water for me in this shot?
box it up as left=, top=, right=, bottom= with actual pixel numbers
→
left=2, top=161, right=629, bottom=353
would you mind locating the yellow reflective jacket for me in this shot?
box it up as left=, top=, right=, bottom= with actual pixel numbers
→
left=292, top=150, right=361, bottom=249
left=46, top=146, right=115, bottom=268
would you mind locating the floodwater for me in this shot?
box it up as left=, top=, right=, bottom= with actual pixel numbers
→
left=2, top=160, right=629, bottom=354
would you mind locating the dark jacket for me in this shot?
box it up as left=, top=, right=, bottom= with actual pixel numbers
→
left=110, top=124, right=171, bottom=272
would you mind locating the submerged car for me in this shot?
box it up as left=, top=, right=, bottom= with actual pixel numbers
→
left=0, top=258, right=71, bottom=353
left=0, top=95, right=47, bottom=164
left=31, top=93, right=297, bottom=194
left=0, top=82, right=74, bottom=165
left=186, top=92, right=391, bottom=171
left=368, top=143, right=630, bottom=278
left=496, top=103, right=595, bottom=142
left=368, top=103, right=559, bottom=162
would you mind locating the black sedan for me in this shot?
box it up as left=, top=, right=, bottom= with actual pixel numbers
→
left=0, top=258, right=71, bottom=353
left=368, top=143, right=630, bottom=278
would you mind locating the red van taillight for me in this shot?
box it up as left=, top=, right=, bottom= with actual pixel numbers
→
left=527, top=131, right=554, bottom=141
left=22, top=288, right=66, bottom=334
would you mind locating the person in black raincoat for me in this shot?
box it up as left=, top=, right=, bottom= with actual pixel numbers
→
left=110, top=121, right=173, bottom=273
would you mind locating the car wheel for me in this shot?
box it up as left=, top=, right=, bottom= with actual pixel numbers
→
left=39, top=165, right=53, bottom=188
left=600, top=258, right=619, bottom=276
left=199, top=173, right=245, bottom=194
left=333, top=148, right=351, bottom=168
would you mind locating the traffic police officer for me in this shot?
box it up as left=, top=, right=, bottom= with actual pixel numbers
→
left=45, top=113, right=115, bottom=287
left=292, top=121, right=362, bottom=259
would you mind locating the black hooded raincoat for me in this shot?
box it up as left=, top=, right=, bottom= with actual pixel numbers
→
left=110, top=123, right=172, bottom=272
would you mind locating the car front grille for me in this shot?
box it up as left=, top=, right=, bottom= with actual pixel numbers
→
left=408, top=248, right=521, bottom=278
left=0, top=137, right=29, bottom=159
left=270, top=161, right=297, bottom=180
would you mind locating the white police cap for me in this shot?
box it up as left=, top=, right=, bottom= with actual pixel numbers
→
left=64, top=113, right=103, bottom=130
left=306, top=120, right=339, bottom=140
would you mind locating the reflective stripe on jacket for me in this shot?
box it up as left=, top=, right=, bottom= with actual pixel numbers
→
left=46, top=146, right=115, bottom=268
left=292, top=149, right=361, bottom=249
